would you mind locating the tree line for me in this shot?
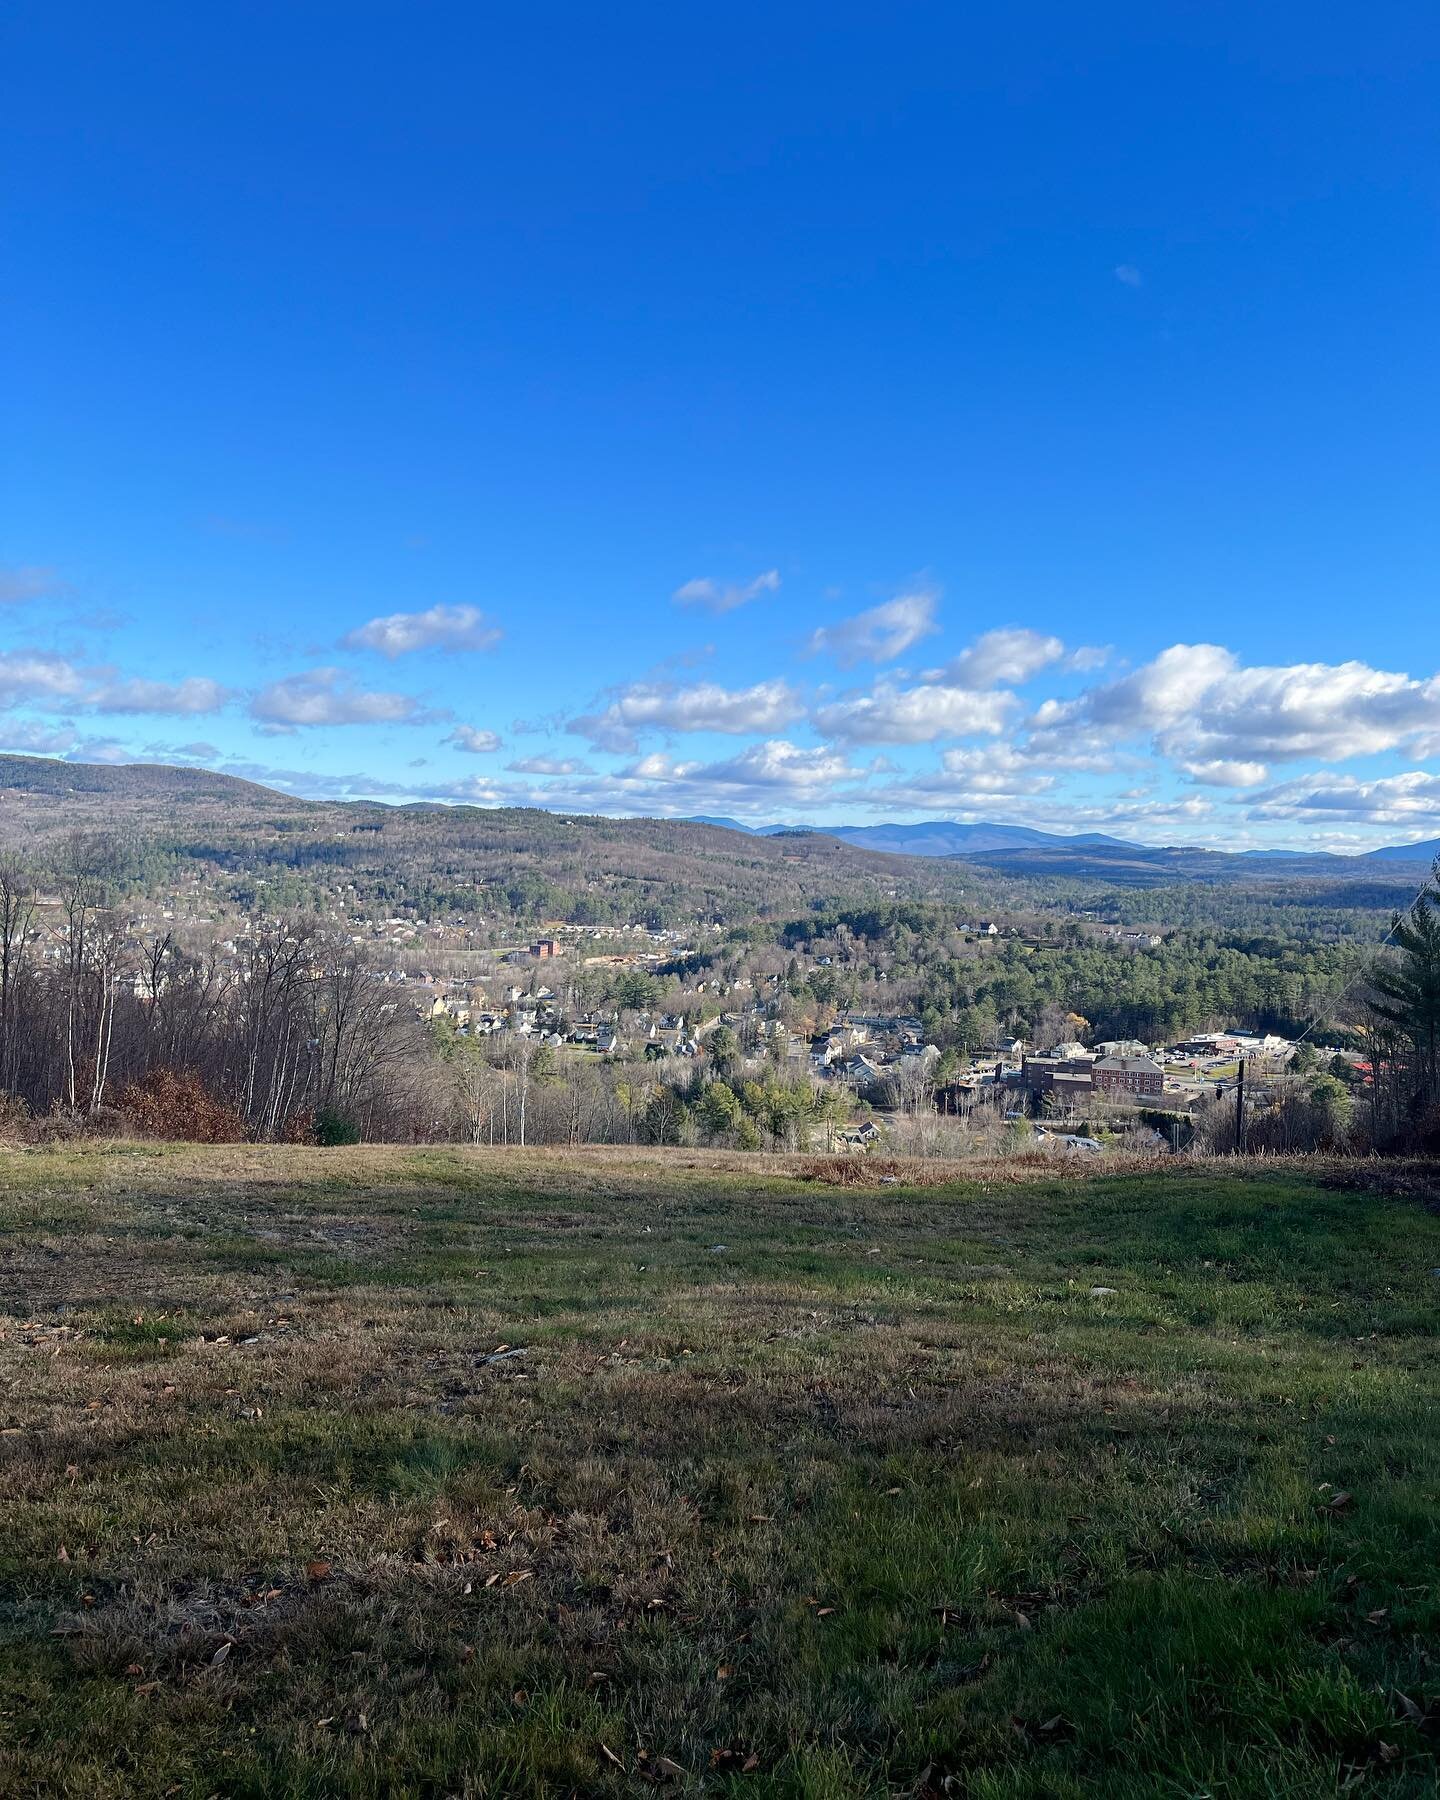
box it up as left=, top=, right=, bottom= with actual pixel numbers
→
left=0, top=836, right=423, bottom=1140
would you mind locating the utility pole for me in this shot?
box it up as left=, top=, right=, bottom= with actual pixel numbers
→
left=1235, top=1058, right=1246, bottom=1154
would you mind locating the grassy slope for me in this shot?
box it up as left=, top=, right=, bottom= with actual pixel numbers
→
left=2, top=1146, right=1439, bottom=1798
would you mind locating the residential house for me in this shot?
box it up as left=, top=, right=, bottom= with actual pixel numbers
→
left=837, top=1053, right=889, bottom=1093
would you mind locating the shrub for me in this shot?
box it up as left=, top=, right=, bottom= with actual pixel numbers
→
left=118, top=1068, right=246, bottom=1143
left=0, top=1090, right=32, bottom=1136
left=281, top=1109, right=318, bottom=1144
left=314, top=1106, right=362, bottom=1146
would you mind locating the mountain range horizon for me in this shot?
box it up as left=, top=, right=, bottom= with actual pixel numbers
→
left=1, top=751, right=1436, bottom=873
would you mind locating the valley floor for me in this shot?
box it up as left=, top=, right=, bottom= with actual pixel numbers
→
left=2, top=1145, right=1439, bottom=1797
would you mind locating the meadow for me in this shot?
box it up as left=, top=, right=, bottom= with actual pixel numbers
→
left=2, top=1144, right=1439, bottom=1797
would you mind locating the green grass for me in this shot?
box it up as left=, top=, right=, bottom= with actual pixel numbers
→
left=2, top=1143, right=1439, bottom=1797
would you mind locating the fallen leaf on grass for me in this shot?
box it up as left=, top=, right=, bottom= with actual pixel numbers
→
left=1012, top=1713, right=1074, bottom=1742
left=501, top=1569, right=533, bottom=1588
left=600, top=1743, right=625, bottom=1769
left=1393, top=1691, right=1440, bottom=1733
left=1318, top=1490, right=1354, bottom=1515
left=653, top=1756, right=686, bottom=1779
left=209, top=1642, right=232, bottom=1667
left=306, top=1560, right=332, bottom=1583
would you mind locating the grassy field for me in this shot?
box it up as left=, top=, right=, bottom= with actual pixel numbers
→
left=2, top=1145, right=1440, bottom=1798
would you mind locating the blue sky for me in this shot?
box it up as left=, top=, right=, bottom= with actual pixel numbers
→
left=3, top=2, right=1439, bottom=848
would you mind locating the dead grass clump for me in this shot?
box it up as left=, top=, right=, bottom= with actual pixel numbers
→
left=795, top=1149, right=1092, bottom=1187
left=0, top=1089, right=32, bottom=1147
left=797, top=1154, right=885, bottom=1186
left=27, top=1103, right=129, bottom=1145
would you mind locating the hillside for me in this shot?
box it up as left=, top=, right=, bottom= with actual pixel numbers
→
left=0, top=751, right=299, bottom=809
left=1, top=753, right=1431, bottom=926
left=4, top=1144, right=1439, bottom=1797
left=0, top=754, right=995, bottom=926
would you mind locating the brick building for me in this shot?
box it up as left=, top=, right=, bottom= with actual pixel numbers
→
left=1091, top=1054, right=1164, bottom=1099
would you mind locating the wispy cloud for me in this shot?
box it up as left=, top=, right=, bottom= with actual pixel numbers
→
left=806, top=589, right=940, bottom=666
left=0, top=565, right=66, bottom=605
left=87, top=676, right=232, bottom=716
left=506, top=754, right=590, bottom=776
left=672, top=569, right=780, bottom=614
left=0, top=718, right=80, bottom=754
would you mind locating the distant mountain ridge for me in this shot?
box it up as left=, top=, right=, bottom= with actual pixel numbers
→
left=685, top=813, right=1438, bottom=869
left=0, top=756, right=1434, bottom=872
left=1365, top=837, right=1440, bottom=863
left=686, top=817, right=1142, bottom=855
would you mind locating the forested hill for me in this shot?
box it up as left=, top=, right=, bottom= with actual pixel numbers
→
left=0, top=752, right=295, bottom=807
left=0, top=754, right=995, bottom=926
left=0, top=753, right=1430, bottom=930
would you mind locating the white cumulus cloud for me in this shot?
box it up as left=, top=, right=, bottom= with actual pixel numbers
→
left=811, top=682, right=1017, bottom=745
left=447, top=725, right=503, bottom=753
left=1248, top=770, right=1440, bottom=826
left=343, top=604, right=502, bottom=658
left=569, top=679, right=804, bottom=754
left=1049, top=644, right=1440, bottom=767
left=250, top=668, right=441, bottom=730
left=939, top=627, right=1070, bottom=689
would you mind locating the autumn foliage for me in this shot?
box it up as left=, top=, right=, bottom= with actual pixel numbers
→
left=117, top=1068, right=246, bottom=1143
